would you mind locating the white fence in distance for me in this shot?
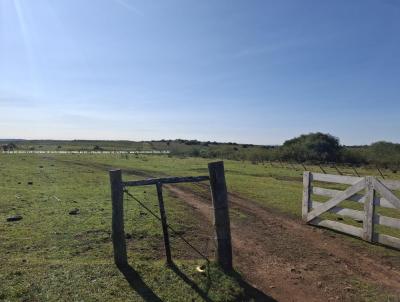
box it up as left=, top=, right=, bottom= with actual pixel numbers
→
left=1, top=150, right=170, bottom=154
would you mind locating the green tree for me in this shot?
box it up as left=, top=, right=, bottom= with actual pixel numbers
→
left=280, top=132, right=341, bottom=163
left=367, top=141, right=400, bottom=169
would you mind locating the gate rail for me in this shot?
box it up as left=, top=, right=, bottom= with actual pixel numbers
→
left=302, top=172, right=400, bottom=249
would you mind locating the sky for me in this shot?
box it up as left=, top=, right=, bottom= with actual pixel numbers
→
left=1, top=0, right=399, bottom=145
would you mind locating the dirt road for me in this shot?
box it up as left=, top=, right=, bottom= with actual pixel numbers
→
left=167, top=184, right=400, bottom=302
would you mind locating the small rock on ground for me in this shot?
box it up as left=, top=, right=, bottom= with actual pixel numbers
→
left=7, top=215, right=23, bottom=222
left=69, top=208, right=80, bottom=215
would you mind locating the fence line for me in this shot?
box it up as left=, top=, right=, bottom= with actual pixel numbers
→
left=1, top=150, right=170, bottom=154
left=269, top=161, right=398, bottom=179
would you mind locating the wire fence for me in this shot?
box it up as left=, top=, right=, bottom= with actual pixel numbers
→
left=123, top=189, right=210, bottom=263
left=262, top=161, right=399, bottom=179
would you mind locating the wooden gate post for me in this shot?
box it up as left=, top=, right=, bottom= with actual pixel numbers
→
left=363, top=176, right=375, bottom=242
left=156, top=182, right=172, bottom=265
left=208, top=161, right=233, bottom=271
left=110, top=169, right=128, bottom=267
left=302, top=171, right=312, bottom=221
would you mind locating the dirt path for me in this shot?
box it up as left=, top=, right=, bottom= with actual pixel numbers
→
left=166, top=185, right=400, bottom=302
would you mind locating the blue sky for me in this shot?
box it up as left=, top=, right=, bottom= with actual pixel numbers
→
left=1, top=0, right=399, bottom=145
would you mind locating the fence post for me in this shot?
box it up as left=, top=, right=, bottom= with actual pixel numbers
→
left=110, top=169, right=128, bottom=267
left=333, top=163, right=343, bottom=175
left=156, top=182, right=172, bottom=265
left=319, top=164, right=326, bottom=174
left=363, top=176, right=375, bottom=242
left=376, top=166, right=385, bottom=179
left=302, top=171, right=312, bottom=221
left=208, top=161, right=233, bottom=271
left=352, top=166, right=360, bottom=177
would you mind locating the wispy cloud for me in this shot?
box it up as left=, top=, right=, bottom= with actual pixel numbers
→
left=112, top=0, right=143, bottom=15
left=229, top=38, right=306, bottom=59
left=231, top=45, right=282, bottom=59
left=0, top=92, right=36, bottom=107
left=12, top=0, right=37, bottom=87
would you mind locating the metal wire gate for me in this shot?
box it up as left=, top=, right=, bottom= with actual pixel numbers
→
left=109, top=161, right=233, bottom=271
left=123, top=188, right=210, bottom=265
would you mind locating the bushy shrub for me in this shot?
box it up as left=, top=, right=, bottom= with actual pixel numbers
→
left=366, top=141, right=400, bottom=169
left=280, top=132, right=341, bottom=163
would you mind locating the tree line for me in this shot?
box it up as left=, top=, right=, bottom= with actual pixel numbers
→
left=169, top=133, right=400, bottom=171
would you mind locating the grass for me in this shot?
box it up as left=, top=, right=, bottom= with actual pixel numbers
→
left=0, top=154, right=247, bottom=301
left=349, top=278, right=400, bottom=302
left=1, top=153, right=400, bottom=301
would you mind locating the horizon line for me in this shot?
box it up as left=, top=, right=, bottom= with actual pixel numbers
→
left=0, top=137, right=391, bottom=147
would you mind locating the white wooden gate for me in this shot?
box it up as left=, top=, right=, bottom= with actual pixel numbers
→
left=302, top=172, right=400, bottom=249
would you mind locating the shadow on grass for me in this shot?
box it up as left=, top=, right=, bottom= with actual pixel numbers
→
left=118, top=264, right=163, bottom=302
left=169, top=262, right=277, bottom=302
left=118, top=262, right=276, bottom=302
left=169, top=262, right=213, bottom=302
left=227, top=270, right=277, bottom=302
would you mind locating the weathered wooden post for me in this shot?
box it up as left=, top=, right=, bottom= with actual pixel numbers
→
left=319, top=164, right=326, bottom=174
left=110, top=169, right=128, bottom=267
left=363, top=176, right=375, bottom=242
left=376, top=165, right=385, bottom=179
left=208, top=161, right=233, bottom=271
left=156, top=182, right=172, bottom=265
left=352, top=166, right=360, bottom=177
left=302, top=171, right=312, bottom=221
left=333, top=163, right=343, bottom=175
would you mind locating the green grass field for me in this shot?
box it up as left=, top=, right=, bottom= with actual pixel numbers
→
left=1, top=153, right=400, bottom=301
left=0, top=154, right=247, bottom=301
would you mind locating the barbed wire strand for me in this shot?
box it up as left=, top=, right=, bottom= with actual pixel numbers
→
left=123, top=189, right=210, bottom=264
